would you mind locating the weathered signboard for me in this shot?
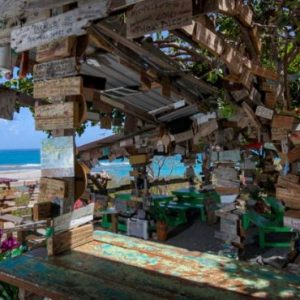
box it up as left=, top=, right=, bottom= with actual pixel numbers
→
left=211, top=150, right=241, bottom=162
left=41, top=136, right=75, bottom=177
left=0, top=0, right=24, bottom=19
left=222, top=47, right=243, bottom=75
left=193, top=22, right=224, bottom=56
left=255, top=106, right=274, bottom=120
left=34, top=76, right=83, bottom=99
left=126, top=0, right=192, bottom=39
left=33, top=57, right=79, bottom=81
left=50, top=223, right=93, bottom=255
left=53, top=203, right=94, bottom=233
left=11, top=1, right=110, bottom=52
left=288, top=146, right=300, bottom=163
left=35, top=102, right=79, bottom=131
left=36, top=37, right=76, bottom=63
left=0, top=90, right=16, bottom=120
left=242, top=102, right=261, bottom=129
left=38, top=178, right=66, bottom=203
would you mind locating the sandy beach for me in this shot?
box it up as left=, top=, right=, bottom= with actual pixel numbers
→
left=0, top=169, right=41, bottom=182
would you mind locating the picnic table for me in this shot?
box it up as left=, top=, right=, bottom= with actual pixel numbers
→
left=0, top=231, right=299, bottom=299
left=0, top=178, right=17, bottom=189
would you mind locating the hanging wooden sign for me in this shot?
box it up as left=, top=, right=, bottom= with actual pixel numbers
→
left=0, top=0, right=24, bottom=19
left=36, top=37, right=76, bottom=63
left=211, top=150, right=241, bottom=163
left=53, top=203, right=94, bottom=233
left=33, top=57, right=79, bottom=82
left=287, top=147, right=300, bottom=163
left=38, top=178, right=66, bottom=203
left=41, top=136, right=75, bottom=178
left=195, top=119, right=218, bottom=138
left=236, top=2, right=253, bottom=27
left=231, top=89, right=249, bottom=102
left=0, top=90, right=16, bottom=120
left=203, top=0, right=236, bottom=15
left=193, top=22, right=224, bottom=56
left=242, top=102, right=261, bottom=129
left=272, top=115, right=294, bottom=129
left=11, top=1, right=110, bottom=52
left=35, top=102, right=80, bottom=131
left=265, top=92, right=277, bottom=109
left=221, top=47, right=243, bottom=75
left=34, top=76, right=83, bottom=99
left=126, top=0, right=192, bottom=39
left=271, top=127, right=288, bottom=141
left=249, top=87, right=262, bottom=105
left=255, top=106, right=274, bottom=120
left=250, top=65, right=279, bottom=81
left=276, top=187, right=300, bottom=209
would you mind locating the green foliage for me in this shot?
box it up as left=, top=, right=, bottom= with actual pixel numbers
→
left=3, top=77, right=33, bottom=96
left=218, top=96, right=236, bottom=119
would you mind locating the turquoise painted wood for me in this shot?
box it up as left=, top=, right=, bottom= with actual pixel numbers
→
left=0, top=231, right=299, bottom=299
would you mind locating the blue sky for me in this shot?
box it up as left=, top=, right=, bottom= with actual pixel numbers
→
left=0, top=107, right=112, bottom=149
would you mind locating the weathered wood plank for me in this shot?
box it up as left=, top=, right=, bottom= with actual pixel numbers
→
left=0, top=255, right=154, bottom=300
left=0, top=90, right=16, bottom=120
left=0, top=0, right=25, bottom=19
left=41, top=136, right=75, bottom=178
left=242, top=102, right=261, bottom=129
left=255, top=106, right=274, bottom=120
left=53, top=203, right=94, bottom=233
left=11, top=1, right=110, bottom=52
left=38, top=178, right=66, bottom=202
left=51, top=224, right=93, bottom=255
left=34, top=76, right=83, bottom=99
left=36, top=37, right=76, bottom=63
left=126, top=0, right=192, bottom=39
left=33, top=57, right=79, bottom=81
left=25, top=0, right=78, bottom=11
left=35, top=102, right=79, bottom=131
left=33, top=202, right=59, bottom=221
left=192, top=21, right=224, bottom=56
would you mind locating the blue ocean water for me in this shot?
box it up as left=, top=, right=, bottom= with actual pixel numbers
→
left=0, top=149, right=40, bottom=170
left=0, top=149, right=202, bottom=179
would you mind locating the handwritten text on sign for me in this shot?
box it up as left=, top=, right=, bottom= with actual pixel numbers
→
left=11, top=1, right=110, bottom=52
left=127, top=0, right=192, bottom=39
left=35, top=102, right=78, bottom=131
left=34, top=76, right=83, bottom=99
left=33, top=57, right=78, bottom=81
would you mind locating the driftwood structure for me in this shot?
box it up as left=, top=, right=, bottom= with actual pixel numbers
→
left=0, top=0, right=299, bottom=299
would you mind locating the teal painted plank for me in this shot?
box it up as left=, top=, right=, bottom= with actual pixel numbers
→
left=0, top=255, right=158, bottom=300
left=51, top=251, right=195, bottom=300
left=90, top=231, right=300, bottom=299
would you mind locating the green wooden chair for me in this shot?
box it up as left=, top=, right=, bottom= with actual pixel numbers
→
left=242, top=197, right=294, bottom=248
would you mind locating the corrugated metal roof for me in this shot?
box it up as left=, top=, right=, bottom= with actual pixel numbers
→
left=158, top=105, right=198, bottom=122
left=81, top=53, right=186, bottom=119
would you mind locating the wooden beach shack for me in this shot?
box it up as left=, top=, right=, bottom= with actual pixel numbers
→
left=0, top=0, right=299, bottom=298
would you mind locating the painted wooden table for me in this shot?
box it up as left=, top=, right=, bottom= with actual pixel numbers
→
left=0, top=231, right=299, bottom=299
